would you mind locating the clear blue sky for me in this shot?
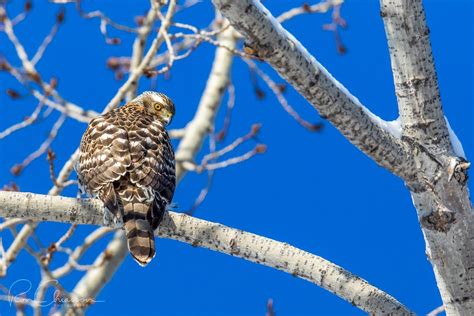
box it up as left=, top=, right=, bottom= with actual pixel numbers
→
left=0, top=0, right=472, bottom=315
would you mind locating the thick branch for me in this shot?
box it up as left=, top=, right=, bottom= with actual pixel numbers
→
left=380, top=0, right=451, bottom=151
left=212, top=0, right=417, bottom=184
left=0, top=191, right=413, bottom=315
left=380, top=1, right=474, bottom=315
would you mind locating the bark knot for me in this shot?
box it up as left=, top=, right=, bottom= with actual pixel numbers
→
left=421, top=208, right=456, bottom=233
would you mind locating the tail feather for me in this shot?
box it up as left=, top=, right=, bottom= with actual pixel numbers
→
left=119, top=187, right=156, bottom=266
left=124, top=213, right=155, bottom=266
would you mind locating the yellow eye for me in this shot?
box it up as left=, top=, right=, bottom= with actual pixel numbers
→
left=154, top=103, right=162, bottom=111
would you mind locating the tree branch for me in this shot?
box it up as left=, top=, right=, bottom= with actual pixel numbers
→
left=212, top=0, right=417, bottom=185
left=380, top=0, right=451, bottom=152
left=103, top=0, right=176, bottom=112
left=212, top=1, right=474, bottom=314
left=126, top=1, right=158, bottom=101
left=0, top=190, right=413, bottom=315
left=174, top=26, right=238, bottom=181
left=380, top=1, right=474, bottom=314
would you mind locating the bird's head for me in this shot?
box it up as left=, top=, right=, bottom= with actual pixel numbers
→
left=136, top=91, right=175, bottom=125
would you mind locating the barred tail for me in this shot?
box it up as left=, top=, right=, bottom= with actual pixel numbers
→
left=120, top=189, right=156, bottom=266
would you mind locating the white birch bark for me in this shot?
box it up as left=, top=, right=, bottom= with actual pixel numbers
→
left=0, top=191, right=413, bottom=315
left=212, top=0, right=474, bottom=315
left=380, top=1, right=474, bottom=314
left=1, top=0, right=471, bottom=314
left=212, top=0, right=418, bottom=185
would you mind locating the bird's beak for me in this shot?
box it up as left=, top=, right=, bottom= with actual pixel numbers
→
left=164, top=111, right=173, bottom=125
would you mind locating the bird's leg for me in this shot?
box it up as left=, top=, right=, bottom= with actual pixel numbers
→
left=113, top=209, right=124, bottom=229
left=76, top=178, right=86, bottom=198
left=103, top=207, right=114, bottom=227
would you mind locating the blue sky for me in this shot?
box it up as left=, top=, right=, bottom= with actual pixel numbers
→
left=0, top=0, right=472, bottom=315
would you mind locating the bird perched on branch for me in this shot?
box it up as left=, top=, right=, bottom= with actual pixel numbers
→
left=76, top=91, right=176, bottom=266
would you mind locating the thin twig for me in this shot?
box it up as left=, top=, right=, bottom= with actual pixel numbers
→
left=245, top=59, right=323, bottom=131
left=276, top=0, right=343, bottom=23
left=0, top=98, right=46, bottom=140
left=215, top=82, right=236, bottom=141
left=31, top=9, right=65, bottom=65
left=11, top=114, right=66, bottom=176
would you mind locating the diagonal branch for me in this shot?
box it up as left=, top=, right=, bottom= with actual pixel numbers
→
left=103, top=0, right=176, bottom=112
left=126, top=2, right=158, bottom=101
left=0, top=190, right=413, bottom=315
left=212, top=0, right=418, bottom=185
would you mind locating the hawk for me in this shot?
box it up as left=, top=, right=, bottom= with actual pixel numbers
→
left=76, top=91, right=176, bottom=266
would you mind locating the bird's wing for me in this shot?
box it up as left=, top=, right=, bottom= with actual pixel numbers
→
left=127, top=117, right=176, bottom=205
left=77, top=112, right=132, bottom=195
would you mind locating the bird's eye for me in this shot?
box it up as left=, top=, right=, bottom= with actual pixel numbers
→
left=154, top=103, right=162, bottom=111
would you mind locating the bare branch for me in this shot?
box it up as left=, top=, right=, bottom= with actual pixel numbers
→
left=380, top=1, right=474, bottom=314
left=103, top=0, right=176, bottom=111
left=245, top=59, right=323, bottom=131
left=212, top=0, right=417, bottom=185
left=0, top=97, right=45, bottom=140
left=10, top=114, right=66, bottom=176
left=215, top=82, right=235, bottom=141
left=427, top=305, right=445, bottom=316
left=51, top=227, right=113, bottom=278
left=380, top=0, right=451, bottom=152
left=31, top=9, right=64, bottom=65
left=126, top=2, right=159, bottom=100
left=0, top=190, right=414, bottom=315
left=0, top=218, right=28, bottom=232
left=276, top=0, right=343, bottom=23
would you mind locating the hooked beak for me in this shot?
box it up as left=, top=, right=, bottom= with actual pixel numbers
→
left=163, top=110, right=173, bottom=125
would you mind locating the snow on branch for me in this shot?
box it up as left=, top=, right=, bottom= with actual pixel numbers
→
left=212, top=0, right=419, bottom=184
left=0, top=190, right=413, bottom=315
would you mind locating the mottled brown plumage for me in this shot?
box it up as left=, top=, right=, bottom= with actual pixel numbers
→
left=76, top=91, right=176, bottom=266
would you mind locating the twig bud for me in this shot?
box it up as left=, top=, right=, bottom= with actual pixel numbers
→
left=251, top=123, right=262, bottom=135
left=56, top=9, right=65, bottom=24
left=255, top=144, right=267, bottom=154
left=11, top=164, right=24, bottom=176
